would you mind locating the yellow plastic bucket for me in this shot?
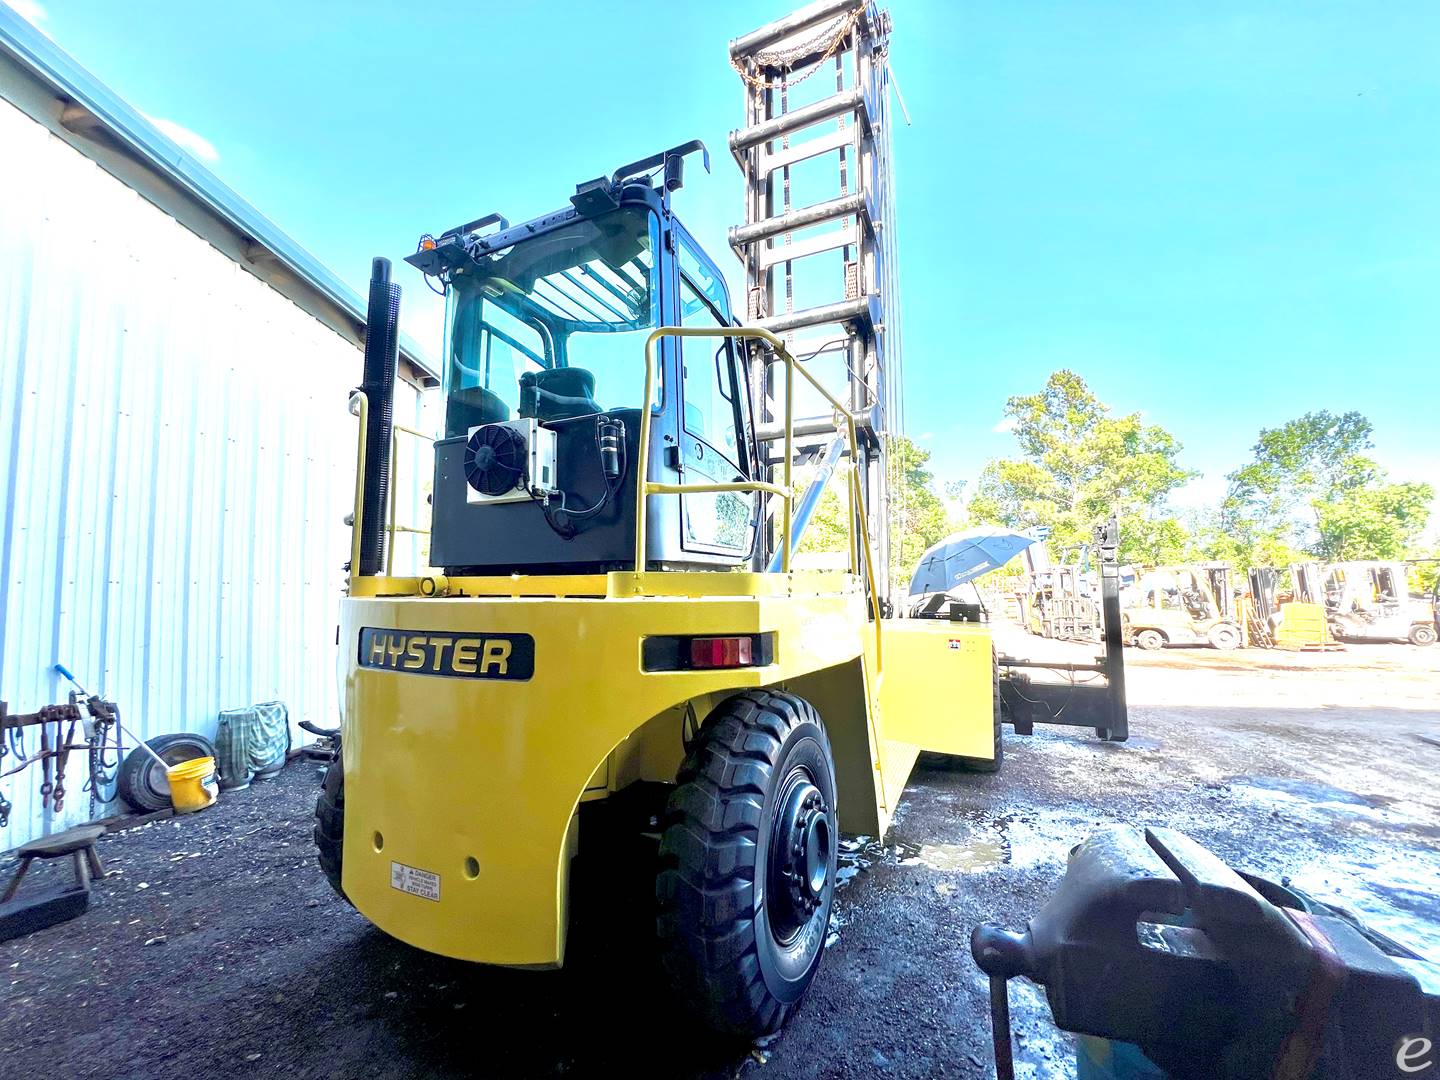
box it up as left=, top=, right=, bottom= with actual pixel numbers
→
left=167, top=756, right=219, bottom=814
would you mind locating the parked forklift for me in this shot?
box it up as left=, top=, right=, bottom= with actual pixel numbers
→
left=1019, top=565, right=1104, bottom=644
left=1122, top=563, right=1245, bottom=650
left=1313, top=560, right=1436, bottom=647
left=1245, top=566, right=1338, bottom=650
left=314, top=4, right=1000, bottom=1036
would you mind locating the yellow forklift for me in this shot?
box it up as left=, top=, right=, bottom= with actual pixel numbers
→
left=1122, top=563, right=1245, bottom=650
left=314, top=6, right=1001, bottom=1036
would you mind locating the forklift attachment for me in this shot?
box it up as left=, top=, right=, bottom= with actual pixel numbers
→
left=998, top=517, right=1129, bottom=742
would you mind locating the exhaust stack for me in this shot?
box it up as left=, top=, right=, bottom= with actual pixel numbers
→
left=358, top=257, right=400, bottom=576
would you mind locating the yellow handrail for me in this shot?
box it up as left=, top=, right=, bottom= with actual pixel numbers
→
left=347, top=391, right=369, bottom=592
left=349, top=393, right=433, bottom=585
left=385, top=420, right=435, bottom=578
left=635, top=326, right=884, bottom=668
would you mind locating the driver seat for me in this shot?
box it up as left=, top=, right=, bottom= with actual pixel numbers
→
left=520, top=368, right=601, bottom=421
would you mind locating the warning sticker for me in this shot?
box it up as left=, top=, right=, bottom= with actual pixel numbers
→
left=948, top=639, right=963, bottom=650
left=390, top=861, right=441, bottom=902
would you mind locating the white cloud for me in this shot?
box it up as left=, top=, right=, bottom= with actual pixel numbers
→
left=142, top=113, right=220, bottom=163
left=918, top=431, right=934, bottom=441
left=992, top=416, right=1018, bottom=434
left=10, top=0, right=52, bottom=36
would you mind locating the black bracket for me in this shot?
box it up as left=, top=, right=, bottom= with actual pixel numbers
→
left=439, top=212, right=509, bottom=244
left=572, top=140, right=711, bottom=216
left=611, top=139, right=710, bottom=191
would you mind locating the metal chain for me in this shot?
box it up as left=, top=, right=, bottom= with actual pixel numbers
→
left=731, top=7, right=864, bottom=91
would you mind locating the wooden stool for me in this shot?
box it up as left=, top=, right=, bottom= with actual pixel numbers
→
left=2, top=823, right=106, bottom=903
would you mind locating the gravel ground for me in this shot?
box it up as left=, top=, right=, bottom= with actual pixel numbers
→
left=2, top=632, right=1437, bottom=1079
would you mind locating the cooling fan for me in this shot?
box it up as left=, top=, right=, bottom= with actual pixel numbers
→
left=463, top=424, right=527, bottom=497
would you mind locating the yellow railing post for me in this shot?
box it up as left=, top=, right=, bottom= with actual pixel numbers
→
left=386, top=427, right=399, bottom=578
left=382, top=420, right=435, bottom=578
left=347, top=390, right=369, bottom=592
left=781, top=348, right=794, bottom=573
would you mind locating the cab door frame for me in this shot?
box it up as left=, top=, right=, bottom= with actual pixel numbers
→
left=669, top=221, right=759, bottom=558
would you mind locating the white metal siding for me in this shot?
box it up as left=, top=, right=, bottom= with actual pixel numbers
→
left=0, top=97, right=422, bottom=846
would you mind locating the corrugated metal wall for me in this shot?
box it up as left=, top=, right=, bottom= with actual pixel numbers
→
left=0, top=96, right=425, bottom=846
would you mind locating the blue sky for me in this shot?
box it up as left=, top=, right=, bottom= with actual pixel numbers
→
left=15, top=0, right=1439, bottom=516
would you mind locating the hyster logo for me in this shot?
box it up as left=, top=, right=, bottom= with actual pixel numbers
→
left=358, top=628, right=535, bottom=681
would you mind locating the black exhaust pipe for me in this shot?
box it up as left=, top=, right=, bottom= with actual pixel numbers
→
left=357, top=256, right=400, bottom=576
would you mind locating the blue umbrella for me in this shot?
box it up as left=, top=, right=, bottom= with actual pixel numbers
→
left=908, top=526, right=1045, bottom=596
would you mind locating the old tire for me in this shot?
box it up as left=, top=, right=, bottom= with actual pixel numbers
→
left=1135, top=629, right=1166, bottom=651
left=116, top=732, right=216, bottom=812
left=1207, top=623, right=1242, bottom=651
left=1409, top=624, right=1437, bottom=647
left=313, top=758, right=347, bottom=902
left=657, top=690, right=837, bottom=1037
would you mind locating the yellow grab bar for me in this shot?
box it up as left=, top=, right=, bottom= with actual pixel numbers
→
left=347, top=390, right=369, bottom=591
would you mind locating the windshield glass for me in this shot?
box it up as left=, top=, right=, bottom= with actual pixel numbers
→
left=442, top=206, right=660, bottom=437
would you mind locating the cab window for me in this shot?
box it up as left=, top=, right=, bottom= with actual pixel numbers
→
left=680, top=276, right=743, bottom=467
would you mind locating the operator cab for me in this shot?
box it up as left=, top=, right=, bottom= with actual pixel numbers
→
left=407, top=142, right=759, bottom=576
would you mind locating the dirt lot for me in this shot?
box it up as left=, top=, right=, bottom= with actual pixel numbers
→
left=3, top=632, right=1437, bottom=1079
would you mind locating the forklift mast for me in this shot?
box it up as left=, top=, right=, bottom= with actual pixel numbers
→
left=729, top=0, right=902, bottom=608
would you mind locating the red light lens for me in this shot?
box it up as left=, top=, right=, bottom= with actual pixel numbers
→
left=689, top=636, right=754, bottom=669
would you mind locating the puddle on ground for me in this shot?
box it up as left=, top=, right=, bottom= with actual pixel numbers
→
left=896, top=839, right=1008, bottom=872
left=836, top=808, right=1087, bottom=887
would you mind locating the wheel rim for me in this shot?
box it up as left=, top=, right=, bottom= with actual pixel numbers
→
left=766, top=765, right=833, bottom=946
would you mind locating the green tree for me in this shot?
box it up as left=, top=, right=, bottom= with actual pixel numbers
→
left=1315, top=481, right=1434, bottom=560
left=797, top=435, right=953, bottom=594
left=888, top=435, right=953, bottom=590
left=1219, top=410, right=1433, bottom=563
left=1191, top=512, right=1304, bottom=572
left=968, top=370, right=1195, bottom=563
left=1225, top=410, right=1373, bottom=526
left=1408, top=550, right=1440, bottom=595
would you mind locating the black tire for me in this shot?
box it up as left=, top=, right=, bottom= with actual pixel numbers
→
left=116, top=733, right=216, bottom=812
left=313, top=758, right=347, bottom=902
left=1135, top=628, right=1166, bottom=651
left=657, top=690, right=837, bottom=1037
left=1207, top=623, right=1242, bottom=651
left=1409, top=624, right=1437, bottom=647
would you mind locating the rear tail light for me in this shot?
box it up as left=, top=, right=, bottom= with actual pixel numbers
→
left=642, top=633, right=775, bottom=672
left=690, top=636, right=753, bottom=669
